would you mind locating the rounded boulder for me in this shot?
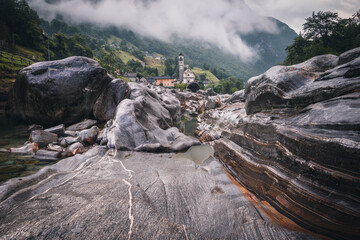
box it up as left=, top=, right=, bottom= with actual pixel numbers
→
left=8, top=56, right=113, bottom=125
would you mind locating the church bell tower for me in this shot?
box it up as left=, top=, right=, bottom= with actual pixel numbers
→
left=179, top=53, right=184, bottom=83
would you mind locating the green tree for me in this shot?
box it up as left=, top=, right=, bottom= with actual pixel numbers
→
left=283, top=34, right=310, bottom=65
left=303, top=11, right=339, bottom=47
left=53, top=33, right=69, bottom=59
left=199, top=73, right=206, bottom=81
left=164, top=58, right=175, bottom=76
left=284, top=9, right=360, bottom=65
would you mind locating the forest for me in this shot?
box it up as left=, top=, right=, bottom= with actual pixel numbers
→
left=283, top=10, right=360, bottom=65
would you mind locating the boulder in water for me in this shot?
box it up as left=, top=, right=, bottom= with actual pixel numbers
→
left=30, top=130, right=58, bottom=148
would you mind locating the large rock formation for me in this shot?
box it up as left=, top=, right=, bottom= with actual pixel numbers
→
left=197, top=49, right=360, bottom=239
left=93, top=79, right=130, bottom=122
left=104, top=83, right=200, bottom=152
left=0, top=147, right=315, bottom=239
left=8, top=56, right=113, bottom=125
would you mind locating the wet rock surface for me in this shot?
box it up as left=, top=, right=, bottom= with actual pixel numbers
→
left=105, top=83, right=200, bottom=152
left=7, top=56, right=113, bottom=125
left=93, top=79, right=130, bottom=123
left=4, top=51, right=358, bottom=239
left=29, top=130, right=58, bottom=148
left=244, top=54, right=357, bottom=115
left=0, top=147, right=314, bottom=239
left=197, top=51, right=360, bottom=239
left=226, top=89, right=245, bottom=103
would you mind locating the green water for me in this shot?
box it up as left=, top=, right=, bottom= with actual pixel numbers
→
left=176, top=114, right=198, bottom=136
left=0, top=117, right=57, bottom=182
left=173, top=144, right=214, bottom=165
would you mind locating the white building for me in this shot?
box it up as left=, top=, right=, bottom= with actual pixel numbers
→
left=182, top=69, right=195, bottom=84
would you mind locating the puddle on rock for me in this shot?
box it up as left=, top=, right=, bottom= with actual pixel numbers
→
left=173, top=144, right=214, bottom=165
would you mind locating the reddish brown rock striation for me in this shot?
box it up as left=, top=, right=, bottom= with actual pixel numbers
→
left=198, top=50, right=360, bottom=240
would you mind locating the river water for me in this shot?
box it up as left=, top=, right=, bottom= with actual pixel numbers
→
left=0, top=113, right=201, bottom=183
left=0, top=117, right=58, bottom=182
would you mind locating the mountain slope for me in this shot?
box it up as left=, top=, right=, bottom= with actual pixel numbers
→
left=41, top=19, right=297, bottom=80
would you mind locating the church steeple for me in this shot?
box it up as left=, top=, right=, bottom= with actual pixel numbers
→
left=178, top=53, right=184, bottom=83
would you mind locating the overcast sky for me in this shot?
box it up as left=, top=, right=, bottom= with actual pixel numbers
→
left=245, top=0, right=360, bottom=33
left=28, top=0, right=360, bottom=61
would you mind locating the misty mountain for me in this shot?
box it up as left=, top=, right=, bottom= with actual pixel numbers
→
left=41, top=17, right=296, bottom=80
left=29, top=0, right=298, bottom=79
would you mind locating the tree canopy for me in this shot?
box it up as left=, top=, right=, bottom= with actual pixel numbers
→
left=284, top=9, right=360, bottom=65
left=0, top=0, right=43, bottom=50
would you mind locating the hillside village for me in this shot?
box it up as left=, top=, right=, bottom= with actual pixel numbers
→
left=123, top=53, right=199, bottom=88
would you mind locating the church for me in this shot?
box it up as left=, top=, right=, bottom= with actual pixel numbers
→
left=178, top=53, right=195, bottom=84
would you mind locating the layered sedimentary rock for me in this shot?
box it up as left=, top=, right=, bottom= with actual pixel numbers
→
left=0, top=147, right=315, bottom=239
left=197, top=50, right=360, bottom=239
left=7, top=56, right=113, bottom=125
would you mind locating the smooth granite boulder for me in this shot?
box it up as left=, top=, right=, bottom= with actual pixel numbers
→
left=105, top=83, right=199, bottom=152
left=93, top=79, right=130, bottom=122
left=8, top=56, right=113, bottom=125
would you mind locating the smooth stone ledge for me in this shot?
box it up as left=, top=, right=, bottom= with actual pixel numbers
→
left=0, top=147, right=314, bottom=239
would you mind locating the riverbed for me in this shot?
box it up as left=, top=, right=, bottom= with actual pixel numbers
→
left=0, top=117, right=59, bottom=182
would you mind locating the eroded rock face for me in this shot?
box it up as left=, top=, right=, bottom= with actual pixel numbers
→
left=197, top=51, right=360, bottom=239
left=338, top=47, right=360, bottom=65
left=93, top=79, right=130, bottom=122
left=105, top=83, right=199, bottom=152
left=0, top=147, right=314, bottom=239
left=226, top=89, right=245, bottom=103
left=244, top=54, right=354, bottom=115
left=8, top=56, right=113, bottom=125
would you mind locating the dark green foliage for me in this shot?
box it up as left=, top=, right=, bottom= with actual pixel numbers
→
left=0, top=0, right=44, bottom=50
left=211, top=67, right=230, bottom=80
left=284, top=10, right=360, bottom=65
left=174, top=83, right=187, bottom=90
left=48, top=33, right=93, bottom=60
left=164, top=58, right=175, bottom=76
left=212, top=76, right=244, bottom=94
left=99, top=49, right=123, bottom=73
left=303, top=11, right=339, bottom=47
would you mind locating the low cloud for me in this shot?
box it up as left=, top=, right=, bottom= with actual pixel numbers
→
left=28, top=0, right=279, bottom=62
left=245, top=0, right=360, bottom=33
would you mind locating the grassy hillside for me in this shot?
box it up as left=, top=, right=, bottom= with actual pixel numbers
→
left=0, top=46, right=45, bottom=113
left=0, top=46, right=44, bottom=84
left=115, top=50, right=143, bottom=64
left=144, top=57, right=165, bottom=76
left=192, top=67, right=220, bottom=83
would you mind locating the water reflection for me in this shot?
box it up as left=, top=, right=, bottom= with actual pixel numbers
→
left=173, top=144, right=214, bottom=165
left=176, top=114, right=198, bottom=136
left=0, top=117, right=58, bottom=182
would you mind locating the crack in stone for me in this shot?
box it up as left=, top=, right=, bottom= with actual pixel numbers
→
left=183, top=225, right=189, bottom=240
left=144, top=171, right=160, bottom=192
left=113, top=127, right=135, bottom=240
left=6, top=151, right=110, bottom=216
